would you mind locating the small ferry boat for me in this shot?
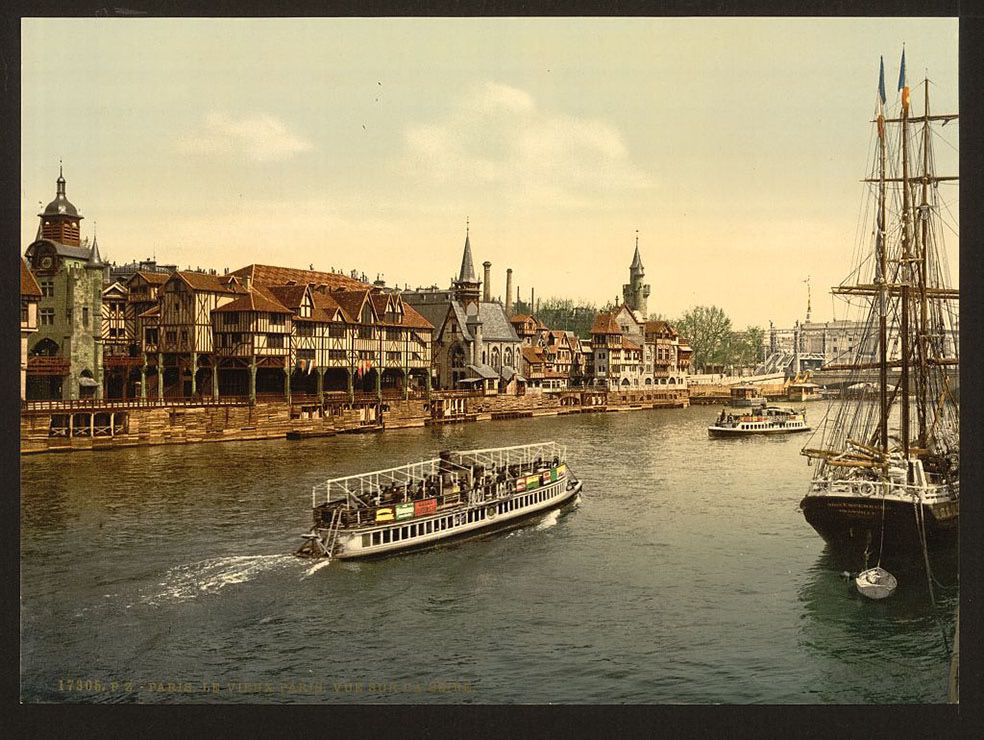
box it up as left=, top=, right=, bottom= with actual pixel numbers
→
left=708, top=405, right=811, bottom=437
left=295, top=441, right=581, bottom=561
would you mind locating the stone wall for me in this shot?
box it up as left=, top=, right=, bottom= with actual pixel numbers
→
left=20, top=387, right=689, bottom=455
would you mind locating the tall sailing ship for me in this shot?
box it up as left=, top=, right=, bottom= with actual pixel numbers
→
left=800, top=52, right=959, bottom=567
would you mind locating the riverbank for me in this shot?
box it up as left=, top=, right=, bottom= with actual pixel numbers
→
left=20, top=387, right=689, bottom=455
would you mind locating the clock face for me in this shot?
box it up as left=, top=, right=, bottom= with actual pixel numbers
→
left=40, top=256, right=53, bottom=269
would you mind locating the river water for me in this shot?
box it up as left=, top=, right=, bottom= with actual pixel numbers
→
left=20, top=404, right=957, bottom=703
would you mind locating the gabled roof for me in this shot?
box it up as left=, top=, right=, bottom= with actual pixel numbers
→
left=590, top=312, right=621, bottom=335
left=449, top=301, right=520, bottom=342
left=645, top=319, right=678, bottom=338
left=171, top=270, right=245, bottom=294
left=131, top=270, right=171, bottom=285
left=232, top=264, right=369, bottom=290
left=21, top=258, right=42, bottom=297
left=622, top=337, right=642, bottom=351
left=331, top=289, right=374, bottom=323
left=102, top=281, right=128, bottom=298
left=521, top=345, right=545, bottom=364
left=267, top=284, right=309, bottom=311
left=213, top=288, right=291, bottom=314
left=457, top=230, right=477, bottom=283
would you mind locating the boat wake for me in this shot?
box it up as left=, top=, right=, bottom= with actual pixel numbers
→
left=138, top=554, right=296, bottom=605
left=301, top=558, right=335, bottom=578
left=535, top=509, right=561, bottom=530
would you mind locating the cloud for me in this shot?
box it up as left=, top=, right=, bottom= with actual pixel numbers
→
left=177, top=112, right=312, bottom=162
left=401, top=82, right=654, bottom=207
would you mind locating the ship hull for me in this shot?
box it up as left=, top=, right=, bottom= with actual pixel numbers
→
left=708, top=426, right=811, bottom=437
left=800, top=493, right=957, bottom=566
left=334, top=479, right=582, bottom=560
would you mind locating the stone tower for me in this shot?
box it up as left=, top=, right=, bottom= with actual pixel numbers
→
left=622, top=232, right=651, bottom=317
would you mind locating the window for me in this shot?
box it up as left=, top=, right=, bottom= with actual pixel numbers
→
left=296, top=323, right=314, bottom=337
left=40, top=308, right=54, bottom=326
left=401, top=526, right=408, bottom=539
left=224, top=312, right=238, bottom=325
left=146, top=328, right=158, bottom=344
left=328, top=349, right=346, bottom=361
left=41, top=280, right=54, bottom=297
left=267, top=335, right=284, bottom=349
left=385, top=328, right=401, bottom=341
left=180, top=329, right=188, bottom=343
left=386, top=351, right=400, bottom=362
left=371, top=532, right=380, bottom=546
left=21, top=304, right=28, bottom=324
left=270, top=314, right=284, bottom=325
left=358, top=325, right=374, bottom=340
left=329, top=324, right=346, bottom=338
left=382, top=529, right=391, bottom=544
left=165, top=331, right=177, bottom=343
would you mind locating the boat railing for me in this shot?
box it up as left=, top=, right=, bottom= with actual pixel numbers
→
left=311, top=456, right=474, bottom=509
left=448, top=441, right=566, bottom=470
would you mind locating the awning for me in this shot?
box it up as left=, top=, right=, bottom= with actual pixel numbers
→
left=466, top=363, right=499, bottom=380
left=78, top=376, right=100, bottom=387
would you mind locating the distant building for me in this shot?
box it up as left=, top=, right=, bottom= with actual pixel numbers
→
left=621, top=234, right=651, bottom=318
left=23, top=168, right=105, bottom=399
left=589, top=305, right=688, bottom=389
left=401, top=227, right=521, bottom=391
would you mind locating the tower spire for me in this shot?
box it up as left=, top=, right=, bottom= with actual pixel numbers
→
left=458, top=218, right=476, bottom=283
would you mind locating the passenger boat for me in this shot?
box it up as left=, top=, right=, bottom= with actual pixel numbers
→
left=800, top=53, right=959, bottom=569
left=295, top=441, right=581, bottom=560
left=708, top=405, right=810, bottom=437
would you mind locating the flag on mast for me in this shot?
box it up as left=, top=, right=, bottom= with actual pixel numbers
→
left=897, top=47, right=909, bottom=112
left=877, top=55, right=887, bottom=139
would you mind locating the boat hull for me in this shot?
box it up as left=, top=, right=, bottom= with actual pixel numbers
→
left=708, top=425, right=811, bottom=437
left=338, top=481, right=582, bottom=560
left=800, top=493, right=957, bottom=566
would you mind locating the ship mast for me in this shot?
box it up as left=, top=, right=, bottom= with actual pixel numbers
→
left=898, top=54, right=912, bottom=467
left=916, top=77, right=931, bottom=449
left=876, top=60, right=889, bottom=460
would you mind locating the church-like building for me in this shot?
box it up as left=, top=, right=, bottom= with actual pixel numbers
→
left=401, top=226, right=522, bottom=392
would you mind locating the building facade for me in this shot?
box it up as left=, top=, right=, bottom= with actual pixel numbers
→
left=20, top=259, right=42, bottom=400
left=23, top=169, right=105, bottom=399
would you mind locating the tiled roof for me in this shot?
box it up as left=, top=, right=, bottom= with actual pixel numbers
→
left=232, top=264, right=369, bottom=290
left=521, top=345, right=545, bottom=364
left=450, top=301, right=520, bottom=343
left=174, top=270, right=245, bottom=294
left=213, top=288, right=291, bottom=313
left=590, top=312, right=621, bottom=335
left=331, top=289, right=372, bottom=323
left=403, top=300, right=451, bottom=338
left=645, top=319, right=678, bottom=338
left=21, top=258, right=42, bottom=297
left=133, top=270, right=171, bottom=285
left=399, top=303, right=433, bottom=330
left=267, top=284, right=308, bottom=310
left=622, top=337, right=642, bottom=351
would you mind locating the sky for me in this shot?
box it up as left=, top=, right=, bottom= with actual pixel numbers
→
left=20, top=17, right=959, bottom=329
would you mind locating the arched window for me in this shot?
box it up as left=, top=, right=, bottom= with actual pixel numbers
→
left=31, top=338, right=60, bottom=356
left=504, top=347, right=513, bottom=368
left=491, top=346, right=501, bottom=370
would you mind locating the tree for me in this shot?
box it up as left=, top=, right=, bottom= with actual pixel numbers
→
left=514, top=296, right=599, bottom=339
left=674, top=305, right=733, bottom=371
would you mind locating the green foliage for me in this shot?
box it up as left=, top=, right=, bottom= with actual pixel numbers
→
left=674, top=306, right=766, bottom=371
left=515, top=297, right=599, bottom=339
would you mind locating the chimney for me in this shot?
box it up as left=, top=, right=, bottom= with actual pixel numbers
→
left=482, top=261, right=492, bottom=302
left=531, top=287, right=535, bottom=315
left=244, top=273, right=252, bottom=291
left=505, top=268, right=513, bottom=316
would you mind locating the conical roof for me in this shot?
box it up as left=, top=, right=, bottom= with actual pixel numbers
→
left=458, top=228, right=477, bottom=283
